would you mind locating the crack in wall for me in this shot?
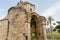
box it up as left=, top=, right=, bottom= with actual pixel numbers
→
left=6, top=21, right=9, bottom=40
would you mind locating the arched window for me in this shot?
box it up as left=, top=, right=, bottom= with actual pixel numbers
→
left=30, top=8, right=32, bottom=12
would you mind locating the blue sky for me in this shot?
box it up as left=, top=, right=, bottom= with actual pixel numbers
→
left=0, top=0, right=60, bottom=23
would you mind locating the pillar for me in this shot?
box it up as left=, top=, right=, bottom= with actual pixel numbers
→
left=42, top=19, right=47, bottom=40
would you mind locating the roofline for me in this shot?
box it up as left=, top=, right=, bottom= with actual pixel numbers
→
left=0, top=19, right=8, bottom=22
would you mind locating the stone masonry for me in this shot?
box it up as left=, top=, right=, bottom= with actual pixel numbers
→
left=0, top=1, right=47, bottom=40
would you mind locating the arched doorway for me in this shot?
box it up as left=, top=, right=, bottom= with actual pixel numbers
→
left=30, top=15, right=40, bottom=40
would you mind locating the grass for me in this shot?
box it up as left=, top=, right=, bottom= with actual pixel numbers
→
left=47, top=32, right=60, bottom=40
left=31, top=32, right=60, bottom=40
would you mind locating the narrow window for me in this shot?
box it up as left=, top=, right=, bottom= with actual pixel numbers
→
left=30, top=8, right=32, bottom=12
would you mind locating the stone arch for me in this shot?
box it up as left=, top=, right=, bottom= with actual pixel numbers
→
left=30, top=14, right=41, bottom=40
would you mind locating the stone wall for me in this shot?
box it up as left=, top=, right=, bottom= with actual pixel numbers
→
left=0, top=20, right=8, bottom=40
left=8, top=8, right=29, bottom=40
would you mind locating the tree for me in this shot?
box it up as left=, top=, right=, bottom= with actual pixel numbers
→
left=53, top=23, right=56, bottom=25
left=47, top=16, right=54, bottom=32
left=55, top=21, right=60, bottom=33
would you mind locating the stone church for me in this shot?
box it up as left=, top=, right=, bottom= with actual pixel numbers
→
left=0, top=1, right=47, bottom=40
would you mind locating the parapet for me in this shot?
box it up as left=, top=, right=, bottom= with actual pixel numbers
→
left=17, top=1, right=35, bottom=13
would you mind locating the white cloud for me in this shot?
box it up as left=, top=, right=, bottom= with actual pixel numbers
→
left=41, top=1, right=60, bottom=17
left=0, top=9, right=7, bottom=20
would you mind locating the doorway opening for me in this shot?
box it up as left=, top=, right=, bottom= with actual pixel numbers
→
left=31, top=15, right=37, bottom=40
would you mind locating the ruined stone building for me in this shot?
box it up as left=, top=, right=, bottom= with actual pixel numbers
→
left=0, top=1, right=47, bottom=40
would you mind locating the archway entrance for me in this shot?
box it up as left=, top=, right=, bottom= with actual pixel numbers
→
left=30, top=15, right=39, bottom=40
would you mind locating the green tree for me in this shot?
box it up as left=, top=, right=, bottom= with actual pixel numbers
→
left=53, top=23, right=56, bottom=25
left=55, top=21, right=60, bottom=33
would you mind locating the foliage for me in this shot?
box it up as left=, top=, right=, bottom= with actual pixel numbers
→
left=55, top=21, right=60, bottom=33
left=57, top=21, right=60, bottom=24
left=32, top=33, right=36, bottom=40
left=53, top=28, right=56, bottom=31
left=47, top=16, right=54, bottom=32
left=47, top=16, right=54, bottom=25
left=53, top=23, right=56, bottom=25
